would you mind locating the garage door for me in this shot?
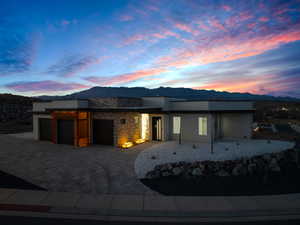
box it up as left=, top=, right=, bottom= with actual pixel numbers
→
left=57, top=119, right=74, bottom=145
left=39, top=118, right=52, bottom=141
left=93, top=119, right=114, bottom=145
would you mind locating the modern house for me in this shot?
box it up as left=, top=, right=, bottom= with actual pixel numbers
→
left=33, top=97, right=254, bottom=147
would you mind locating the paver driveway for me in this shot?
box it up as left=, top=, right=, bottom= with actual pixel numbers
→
left=0, top=133, right=158, bottom=195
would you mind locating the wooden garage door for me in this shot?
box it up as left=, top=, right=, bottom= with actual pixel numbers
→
left=93, top=119, right=114, bottom=145
left=39, top=118, right=52, bottom=141
left=57, top=119, right=74, bottom=145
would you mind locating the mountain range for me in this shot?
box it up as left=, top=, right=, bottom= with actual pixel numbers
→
left=38, top=86, right=300, bottom=102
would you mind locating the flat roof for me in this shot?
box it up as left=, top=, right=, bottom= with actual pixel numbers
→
left=170, top=99, right=254, bottom=102
left=34, top=108, right=254, bottom=114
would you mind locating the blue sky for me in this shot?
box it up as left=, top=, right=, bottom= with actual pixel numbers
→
left=0, top=0, right=300, bottom=97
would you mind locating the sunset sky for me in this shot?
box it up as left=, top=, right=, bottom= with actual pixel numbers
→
left=1, top=0, right=300, bottom=97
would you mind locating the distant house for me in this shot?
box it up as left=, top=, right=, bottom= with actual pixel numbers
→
left=32, top=97, right=254, bottom=147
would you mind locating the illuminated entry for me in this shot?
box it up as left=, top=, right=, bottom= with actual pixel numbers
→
left=141, top=114, right=149, bottom=140
left=198, top=117, right=207, bottom=136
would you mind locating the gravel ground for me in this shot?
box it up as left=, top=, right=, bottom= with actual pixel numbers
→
left=0, top=133, right=158, bottom=195
left=135, top=140, right=295, bottom=178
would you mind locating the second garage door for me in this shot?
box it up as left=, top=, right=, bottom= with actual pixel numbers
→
left=57, top=119, right=74, bottom=145
left=93, top=119, right=114, bottom=145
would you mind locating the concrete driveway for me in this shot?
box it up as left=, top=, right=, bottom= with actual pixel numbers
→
left=0, top=133, right=158, bottom=195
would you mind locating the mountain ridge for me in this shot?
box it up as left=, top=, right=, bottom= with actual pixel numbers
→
left=37, top=86, right=300, bottom=102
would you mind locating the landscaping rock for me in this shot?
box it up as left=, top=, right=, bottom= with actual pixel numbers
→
left=216, top=169, right=230, bottom=177
left=263, top=154, right=272, bottom=161
left=172, top=167, right=183, bottom=176
left=247, top=163, right=257, bottom=175
left=162, top=171, right=171, bottom=177
left=192, top=168, right=203, bottom=176
left=144, top=148, right=296, bottom=180
left=232, top=164, right=243, bottom=176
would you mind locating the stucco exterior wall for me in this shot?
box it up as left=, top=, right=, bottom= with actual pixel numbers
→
left=33, top=114, right=51, bottom=140
left=169, top=113, right=213, bottom=143
left=221, top=113, right=253, bottom=139
left=92, top=112, right=141, bottom=146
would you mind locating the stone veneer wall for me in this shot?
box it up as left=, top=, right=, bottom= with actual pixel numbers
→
left=89, top=98, right=142, bottom=108
left=92, top=112, right=141, bottom=146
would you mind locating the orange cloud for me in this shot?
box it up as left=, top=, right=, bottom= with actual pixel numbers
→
left=194, top=74, right=278, bottom=94
left=85, top=68, right=169, bottom=85
left=193, top=73, right=300, bottom=96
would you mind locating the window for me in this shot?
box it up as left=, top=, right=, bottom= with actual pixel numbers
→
left=198, top=117, right=207, bottom=136
left=173, top=116, right=181, bottom=134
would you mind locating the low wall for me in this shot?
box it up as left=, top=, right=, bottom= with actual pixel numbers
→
left=145, top=148, right=298, bottom=179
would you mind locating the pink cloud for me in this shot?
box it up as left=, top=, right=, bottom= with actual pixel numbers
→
left=194, top=74, right=300, bottom=96
left=155, top=26, right=300, bottom=69
left=122, top=28, right=180, bottom=45
left=122, top=34, right=147, bottom=45
left=60, top=19, right=77, bottom=26
left=196, top=21, right=210, bottom=31
left=239, top=12, right=253, bottom=21
left=194, top=74, right=283, bottom=94
left=152, top=29, right=180, bottom=39
left=174, top=23, right=199, bottom=36
left=259, top=16, right=269, bottom=22
left=146, top=5, right=159, bottom=11
left=221, top=5, right=232, bottom=11
left=61, top=20, right=70, bottom=26
left=119, top=15, right=133, bottom=22
left=247, top=22, right=257, bottom=29
left=5, top=81, right=90, bottom=92
left=209, top=18, right=226, bottom=31
left=225, top=11, right=253, bottom=28
left=85, top=68, right=169, bottom=85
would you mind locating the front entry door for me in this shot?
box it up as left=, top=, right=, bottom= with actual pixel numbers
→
left=152, top=117, right=162, bottom=141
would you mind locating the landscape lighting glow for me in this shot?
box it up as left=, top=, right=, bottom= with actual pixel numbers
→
left=122, top=142, right=133, bottom=149
left=135, top=139, right=145, bottom=144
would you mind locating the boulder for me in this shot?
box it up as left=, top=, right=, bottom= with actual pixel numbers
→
left=270, top=165, right=281, bottom=172
left=162, top=171, right=172, bottom=177
left=216, top=169, right=230, bottom=177
left=247, top=163, right=257, bottom=175
left=263, top=154, right=272, bottom=161
left=172, top=167, right=183, bottom=176
left=191, top=168, right=203, bottom=176
left=146, top=170, right=160, bottom=179
left=232, top=164, right=243, bottom=176
left=269, top=158, right=281, bottom=172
